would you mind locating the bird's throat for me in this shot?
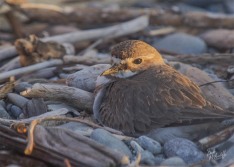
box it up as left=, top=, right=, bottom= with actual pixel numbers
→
left=113, top=70, right=138, bottom=78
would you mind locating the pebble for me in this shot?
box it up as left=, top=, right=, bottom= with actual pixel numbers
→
left=67, top=64, right=111, bottom=92
left=90, top=129, right=132, bottom=158
left=7, top=93, right=28, bottom=108
left=224, top=0, right=234, bottom=13
left=164, top=138, right=205, bottom=164
left=154, top=33, right=207, bottom=54
left=140, top=150, right=157, bottom=165
left=161, top=156, right=187, bottom=166
left=0, top=102, right=11, bottom=119
left=6, top=104, right=23, bottom=119
left=130, top=141, right=163, bottom=165
left=136, top=136, right=162, bottom=155
left=14, top=82, right=32, bottom=93
left=220, top=145, right=234, bottom=164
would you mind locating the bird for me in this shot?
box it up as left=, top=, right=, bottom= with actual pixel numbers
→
left=93, top=40, right=234, bottom=136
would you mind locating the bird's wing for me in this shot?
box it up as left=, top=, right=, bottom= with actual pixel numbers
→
left=98, top=65, right=234, bottom=134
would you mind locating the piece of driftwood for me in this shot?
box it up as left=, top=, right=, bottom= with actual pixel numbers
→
left=0, top=15, right=148, bottom=62
left=0, top=59, right=63, bottom=82
left=0, top=108, right=70, bottom=126
left=164, top=53, right=234, bottom=68
left=0, top=57, right=20, bottom=72
left=198, top=125, right=234, bottom=150
left=0, top=150, right=47, bottom=167
left=21, top=83, right=93, bottom=111
left=10, top=2, right=234, bottom=29
left=0, top=124, right=129, bottom=167
left=43, top=15, right=149, bottom=44
left=0, top=46, right=17, bottom=62
left=0, top=79, right=15, bottom=99
left=4, top=10, right=23, bottom=38
left=23, top=116, right=125, bottom=155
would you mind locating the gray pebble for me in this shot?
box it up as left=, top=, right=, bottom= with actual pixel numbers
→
left=7, top=93, right=28, bottom=108
left=91, top=128, right=132, bottom=158
left=6, top=104, right=23, bottom=119
left=164, top=138, right=205, bottom=164
left=224, top=0, right=234, bottom=13
left=136, top=136, right=162, bottom=155
left=161, top=156, right=187, bottom=166
left=220, top=145, right=234, bottom=164
left=154, top=33, right=207, bottom=54
left=140, top=150, right=157, bottom=165
left=14, top=82, right=32, bottom=93
left=0, top=102, right=11, bottom=119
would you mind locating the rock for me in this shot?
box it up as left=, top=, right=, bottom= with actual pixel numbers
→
left=154, top=155, right=165, bottom=165
left=164, top=138, right=205, bottom=164
left=0, top=102, right=11, bottom=119
left=7, top=93, right=28, bottom=108
left=67, top=64, right=111, bottom=92
left=220, top=145, right=234, bottom=165
left=14, top=82, right=32, bottom=93
left=147, top=123, right=222, bottom=144
left=131, top=141, right=154, bottom=165
left=224, top=0, right=234, bottom=13
left=140, top=150, right=157, bottom=165
left=201, top=29, right=234, bottom=49
left=6, top=104, right=23, bottom=119
left=90, top=129, right=132, bottom=158
left=161, top=156, right=187, bottom=166
left=136, top=136, right=162, bottom=155
left=154, top=33, right=207, bottom=54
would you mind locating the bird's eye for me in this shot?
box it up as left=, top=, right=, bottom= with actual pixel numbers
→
left=133, top=58, right=142, bottom=64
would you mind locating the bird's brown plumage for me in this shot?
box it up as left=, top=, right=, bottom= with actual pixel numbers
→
left=94, top=40, right=234, bottom=135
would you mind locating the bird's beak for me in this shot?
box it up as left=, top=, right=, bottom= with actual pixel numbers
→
left=101, top=63, right=127, bottom=76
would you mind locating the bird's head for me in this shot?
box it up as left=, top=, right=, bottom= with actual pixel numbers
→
left=101, top=40, right=165, bottom=78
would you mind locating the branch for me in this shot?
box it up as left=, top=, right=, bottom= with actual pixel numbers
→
left=21, top=83, right=94, bottom=111
left=0, top=15, right=149, bottom=61
left=0, top=59, right=63, bottom=82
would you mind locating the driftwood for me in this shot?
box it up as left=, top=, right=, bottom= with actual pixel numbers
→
left=164, top=53, right=234, bottom=66
left=0, top=124, right=129, bottom=167
left=0, top=15, right=149, bottom=61
left=9, top=1, right=234, bottom=29
left=0, top=60, right=63, bottom=82
left=0, top=108, right=70, bottom=126
left=21, top=83, right=94, bottom=111
left=198, top=125, right=234, bottom=150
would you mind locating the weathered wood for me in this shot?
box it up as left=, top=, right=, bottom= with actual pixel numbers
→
left=0, top=60, right=63, bottom=82
left=0, top=124, right=129, bottom=167
left=21, top=83, right=94, bottom=111
left=198, top=125, right=234, bottom=150
left=0, top=15, right=148, bottom=61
